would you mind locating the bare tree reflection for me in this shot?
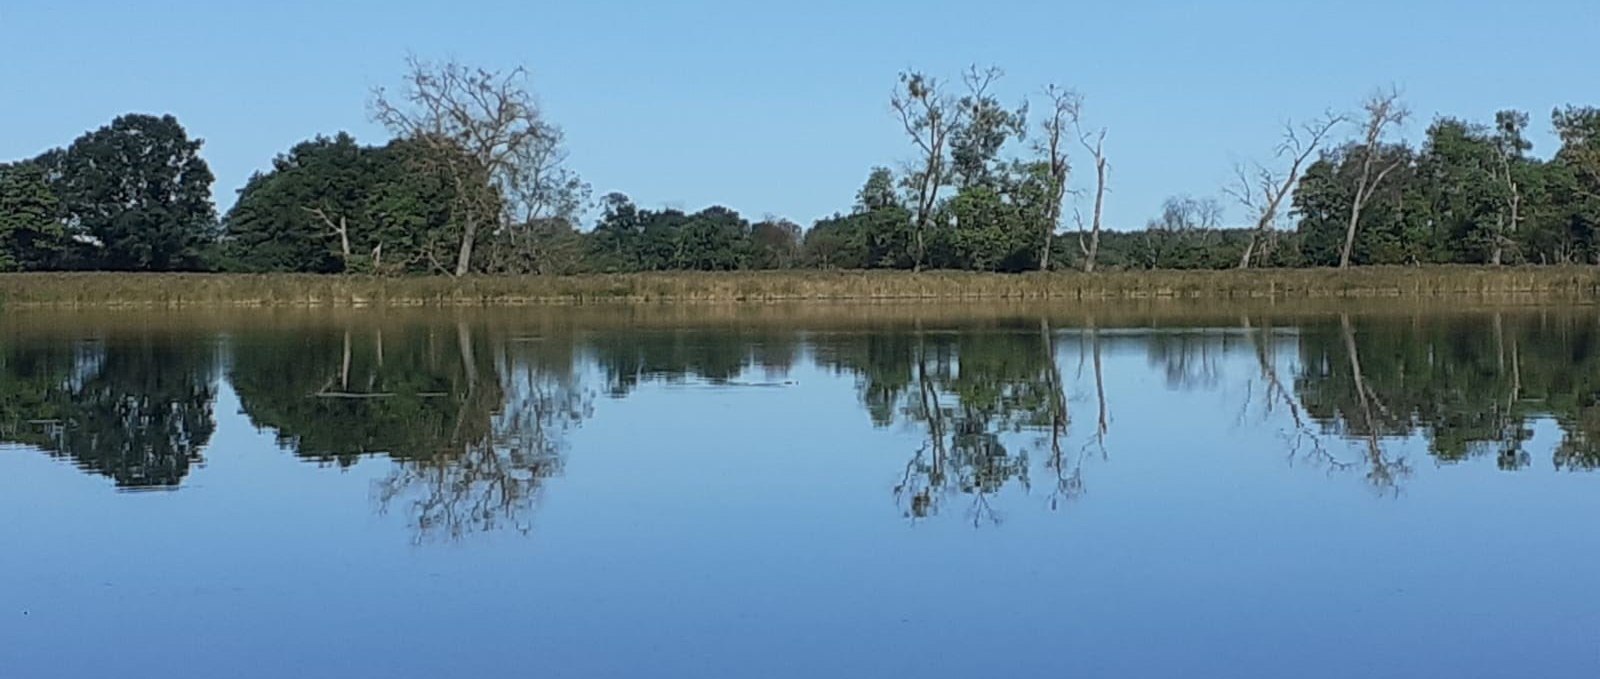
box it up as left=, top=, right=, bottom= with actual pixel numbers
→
left=1339, top=314, right=1412, bottom=493
left=373, top=323, right=591, bottom=543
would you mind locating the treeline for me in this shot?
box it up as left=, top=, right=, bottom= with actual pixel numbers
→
left=3, top=59, right=1598, bottom=274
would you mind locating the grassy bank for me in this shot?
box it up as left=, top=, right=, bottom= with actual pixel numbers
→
left=3, top=267, right=1600, bottom=308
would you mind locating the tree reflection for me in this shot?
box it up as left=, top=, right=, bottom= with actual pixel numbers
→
left=230, top=320, right=591, bottom=541
left=590, top=329, right=802, bottom=397
left=1280, top=310, right=1600, bottom=483
left=818, top=322, right=1107, bottom=525
left=0, top=335, right=217, bottom=489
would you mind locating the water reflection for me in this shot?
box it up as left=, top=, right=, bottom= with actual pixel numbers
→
left=5, top=306, right=1600, bottom=539
left=0, top=334, right=216, bottom=489
left=229, top=321, right=591, bottom=542
left=814, top=321, right=1105, bottom=523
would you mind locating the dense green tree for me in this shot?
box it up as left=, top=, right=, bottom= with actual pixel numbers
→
left=224, top=134, right=490, bottom=274
left=674, top=206, right=751, bottom=270
left=224, top=133, right=377, bottom=273
left=47, top=114, right=217, bottom=271
left=749, top=218, right=802, bottom=269
left=0, top=162, right=67, bottom=271
left=1549, top=106, right=1600, bottom=262
left=1295, top=145, right=1428, bottom=265
left=803, top=213, right=869, bottom=269
left=1416, top=118, right=1506, bottom=263
left=945, top=163, right=1051, bottom=272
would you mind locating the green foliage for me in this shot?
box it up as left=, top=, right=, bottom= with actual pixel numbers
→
left=4, top=78, right=1599, bottom=276
left=802, top=213, right=869, bottom=269
left=47, top=114, right=217, bottom=271
left=224, top=134, right=484, bottom=274
left=1294, top=144, right=1429, bottom=265
left=749, top=219, right=802, bottom=269
left=586, top=195, right=756, bottom=272
left=0, top=163, right=67, bottom=271
left=224, top=133, right=373, bottom=273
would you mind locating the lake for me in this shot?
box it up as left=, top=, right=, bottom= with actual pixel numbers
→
left=2, top=302, right=1598, bottom=678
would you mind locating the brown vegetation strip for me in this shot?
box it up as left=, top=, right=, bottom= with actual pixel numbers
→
left=3, top=268, right=1600, bottom=309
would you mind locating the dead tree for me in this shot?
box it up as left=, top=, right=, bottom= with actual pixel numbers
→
left=1226, top=112, right=1344, bottom=269
left=371, top=57, right=571, bottom=277
left=1076, top=115, right=1109, bottom=273
left=1036, top=85, right=1081, bottom=271
left=1339, top=89, right=1409, bottom=269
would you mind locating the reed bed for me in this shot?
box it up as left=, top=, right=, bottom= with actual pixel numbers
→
left=2, top=267, right=1599, bottom=309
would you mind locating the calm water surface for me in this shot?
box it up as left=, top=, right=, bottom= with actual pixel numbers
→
left=2, top=303, right=1598, bottom=678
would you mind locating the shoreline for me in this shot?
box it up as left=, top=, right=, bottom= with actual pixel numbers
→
left=3, top=267, right=1600, bottom=309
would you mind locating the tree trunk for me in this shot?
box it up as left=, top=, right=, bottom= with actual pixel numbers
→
left=1491, top=217, right=1504, bottom=266
left=1084, top=159, right=1106, bottom=273
left=1238, top=234, right=1257, bottom=270
left=1339, top=203, right=1361, bottom=269
left=455, top=219, right=477, bottom=277
left=337, top=216, right=351, bottom=267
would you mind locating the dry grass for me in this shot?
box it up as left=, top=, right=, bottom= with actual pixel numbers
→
left=2, top=267, right=1600, bottom=309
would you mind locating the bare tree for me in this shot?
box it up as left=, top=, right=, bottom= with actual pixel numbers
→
left=1141, top=195, right=1222, bottom=269
left=1075, top=113, right=1109, bottom=272
left=371, top=57, right=579, bottom=276
left=1227, top=112, right=1345, bottom=269
left=1035, top=85, right=1081, bottom=270
left=892, top=71, right=963, bottom=272
left=1339, top=89, right=1410, bottom=269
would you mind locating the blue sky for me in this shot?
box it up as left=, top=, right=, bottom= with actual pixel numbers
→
left=4, top=0, right=1597, bottom=230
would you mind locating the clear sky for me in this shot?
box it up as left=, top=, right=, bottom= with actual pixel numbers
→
left=4, top=0, right=1597, bottom=230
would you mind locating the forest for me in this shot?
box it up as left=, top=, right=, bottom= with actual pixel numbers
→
left=2, top=58, right=1599, bottom=276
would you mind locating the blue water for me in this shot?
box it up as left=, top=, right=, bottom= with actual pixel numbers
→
left=1, top=307, right=1596, bottom=678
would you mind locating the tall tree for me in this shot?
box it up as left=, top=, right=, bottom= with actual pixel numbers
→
left=1417, top=118, right=1505, bottom=263
left=1552, top=106, right=1600, bottom=262
left=891, top=71, right=962, bottom=271
left=371, top=57, right=581, bottom=276
left=1075, top=107, right=1109, bottom=272
left=49, top=114, right=216, bottom=271
left=1488, top=111, right=1532, bottom=265
left=1340, top=89, right=1410, bottom=268
left=854, top=167, right=914, bottom=268
left=1034, top=85, right=1079, bottom=270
